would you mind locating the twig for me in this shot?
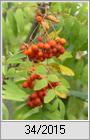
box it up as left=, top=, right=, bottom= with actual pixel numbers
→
left=25, top=2, right=50, bottom=43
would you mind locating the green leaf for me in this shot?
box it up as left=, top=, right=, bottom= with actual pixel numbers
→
left=48, top=74, right=60, bottom=82
left=3, top=80, right=28, bottom=101
left=44, top=89, right=56, bottom=103
left=68, top=90, right=88, bottom=101
left=34, top=79, right=48, bottom=91
left=59, top=51, right=72, bottom=61
left=2, top=103, right=9, bottom=120
left=82, top=64, right=88, bottom=85
left=67, top=97, right=84, bottom=120
left=44, top=98, right=65, bottom=120
left=35, top=65, right=47, bottom=75
left=55, top=85, right=69, bottom=94
left=58, top=98, right=65, bottom=119
left=44, top=110, right=62, bottom=120
left=21, top=107, right=40, bottom=120
left=7, top=11, right=18, bottom=36
left=45, top=99, right=59, bottom=111
left=15, top=9, right=24, bottom=32
left=6, top=68, right=16, bottom=78
left=60, top=77, right=70, bottom=89
left=7, top=53, right=25, bottom=64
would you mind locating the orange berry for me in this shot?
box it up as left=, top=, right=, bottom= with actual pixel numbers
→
left=48, top=40, right=56, bottom=47
left=23, top=50, right=29, bottom=55
left=44, top=43, right=50, bottom=50
left=31, top=44, right=38, bottom=52
left=38, top=50, right=43, bottom=57
left=60, top=38, right=66, bottom=45
left=27, top=48, right=33, bottom=56
left=36, top=16, right=43, bottom=23
left=37, top=42, right=44, bottom=48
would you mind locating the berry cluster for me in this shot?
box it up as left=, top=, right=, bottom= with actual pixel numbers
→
left=20, top=36, right=66, bottom=62
left=27, top=81, right=59, bottom=108
left=27, top=89, right=46, bottom=108
left=22, top=73, right=59, bottom=108
left=22, top=74, right=42, bottom=89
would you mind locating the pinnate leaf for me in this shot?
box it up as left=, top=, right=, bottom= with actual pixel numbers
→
left=3, top=80, right=28, bottom=101
left=34, top=79, right=48, bottom=91
left=48, top=74, right=60, bottom=82
left=44, top=89, right=56, bottom=103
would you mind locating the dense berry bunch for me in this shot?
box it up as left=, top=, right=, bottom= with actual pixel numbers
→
left=27, top=89, right=46, bottom=108
left=20, top=37, right=66, bottom=62
left=22, top=74, right=42, bottom=89
left=22, top=73, right=60, bottom=108
left=27, top=81, right=59, bottom=108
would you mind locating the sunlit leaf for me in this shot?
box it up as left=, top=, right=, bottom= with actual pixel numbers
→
left=3, top=80, right=28, bottom=101
left=44, top=89, right=56, bottom=103
left=34, top=79, right=48, bottom=91
left=59, top=65, right=75, bottom=76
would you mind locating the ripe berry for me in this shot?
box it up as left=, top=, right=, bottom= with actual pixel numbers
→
left=27, top=101, right=34, bottom=107
left=60, top=38, right=66, bottom=45
left=38, top=36, right=43, bottom=42
left=30, top=93, right=38, bottom=100
left=22, top=81, right=29, bottom=88
left=48, top=40, right=56, bottom=47
left=34, top=98, right=42, bottom=106
left=23, top=50, right=29, bottom=55
left=38, top=50, right=43, bottom=57
left=27, top=48, right=33, bottom=56
left=36, top=16, right=43, bottom=23
left=37, top=42, right=44, bottom=48
left=38, top=91, right=46, bottom=98
left=31, top=44, right=38, bottom=52
left=60, top=47, right=65, bottom=54
left=56, top=45, right=62, bottom=50
left=30, top=74, right=37, bottom=81
left=52, top=48, right=57, bottom=54
left=44, top=43, right=50, bottom=50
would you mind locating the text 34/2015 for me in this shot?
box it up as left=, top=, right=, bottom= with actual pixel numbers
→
left=25, top=124, right=65, bottom=135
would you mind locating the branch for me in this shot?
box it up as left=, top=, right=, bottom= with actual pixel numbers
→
left=25, top=2, right=50, bottom=43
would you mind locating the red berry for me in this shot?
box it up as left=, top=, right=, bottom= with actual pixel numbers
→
left=48, top=40, right=56, bottom=47
left=22, top=81, right=29, bottom=88
left=60, top=47, right=65, bottom=54
left=44, top=43, right=50, bottom=50
left=30, top=93, right=38, bottom=100
left=52, top=48, right=57, bottom=55
left=34, top=98, right=42, bottom=106
left=38, top=91, right=46, bottom=98
left=27, top=101, right=34, bottom=108
left=37, top=42, right=44, bottom=48
left=38, top=50, right=43, bottom=57
left=38, top=36, right=43, bottom=42
left=31, top=44, right=38, bottom=52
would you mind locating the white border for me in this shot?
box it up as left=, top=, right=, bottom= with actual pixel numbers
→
left=1, top=0, right=89, bottom=122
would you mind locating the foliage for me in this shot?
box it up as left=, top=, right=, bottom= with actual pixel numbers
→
left=2, top=2, right=88, bottom=120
